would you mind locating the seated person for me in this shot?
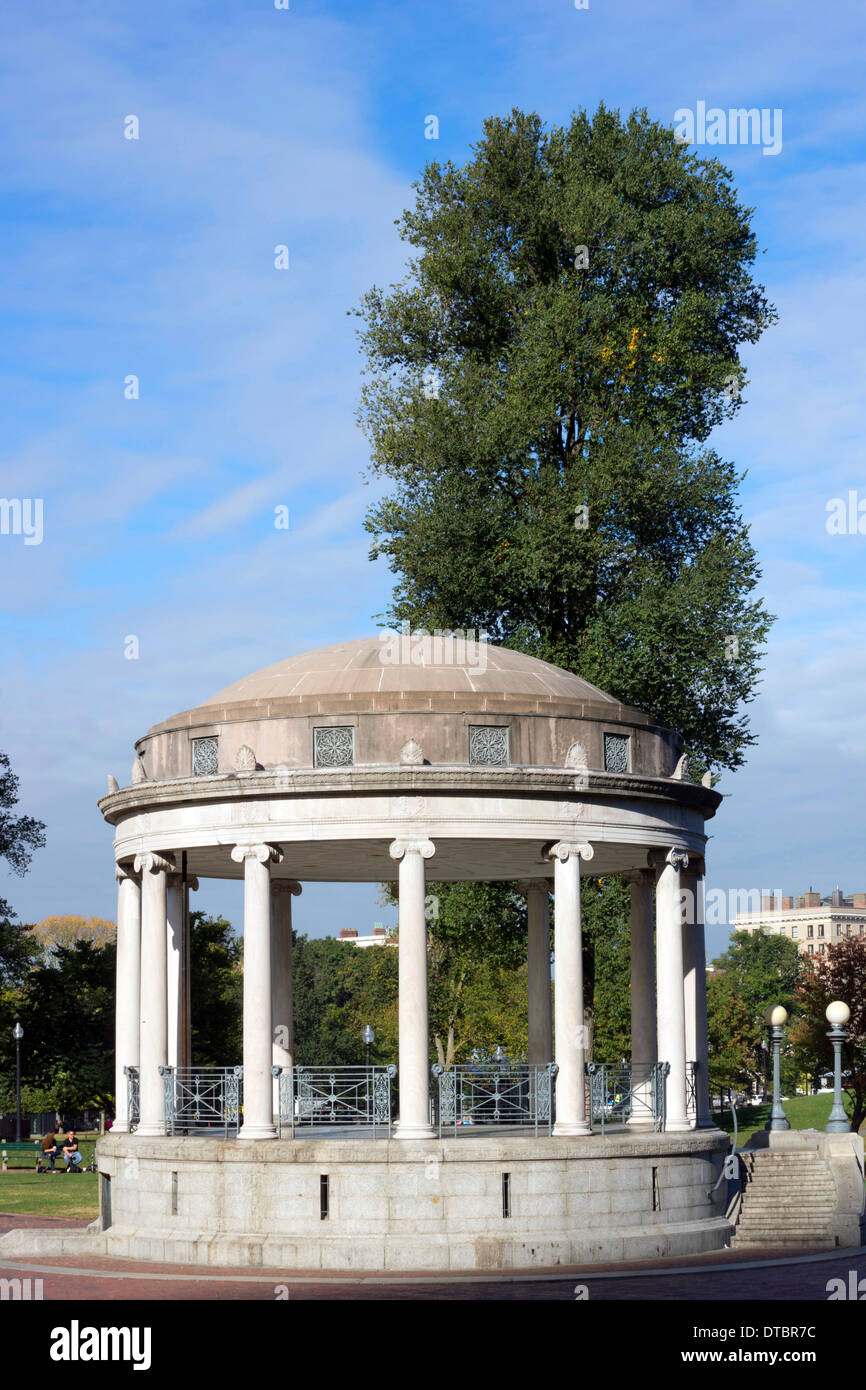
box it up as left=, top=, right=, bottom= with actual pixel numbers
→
left=40, top=1129, right=59, bottom=1172
left=62, top=1130, right=83, bottom=1172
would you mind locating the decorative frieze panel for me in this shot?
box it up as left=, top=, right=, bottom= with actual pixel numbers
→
left=468, top=726, right=509, bottom=767
left=603, top=733, right=629, bottom=773
left=314, top=726, right=354, bottom=767
left=192, top=736, right=219, bottom=777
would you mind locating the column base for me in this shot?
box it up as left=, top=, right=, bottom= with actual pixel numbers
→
left=134, top=1125, right=166, bottom=1138
left=664, top=1118, right=693, bottom=1133
left=394, top=1122, right=436, bottom=1140
left=553, top=1121, right=592, bottom=1137
left=238, top=1125, right=277, bottom=1140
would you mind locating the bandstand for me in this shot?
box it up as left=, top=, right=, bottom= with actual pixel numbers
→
left=31, top=637, right=735, bottom=1269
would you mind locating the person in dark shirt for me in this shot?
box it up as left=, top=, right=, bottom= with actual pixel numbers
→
left=62, top=1131, right=82, bottom=1172
left=40, top=1128, right=59, bottom=1173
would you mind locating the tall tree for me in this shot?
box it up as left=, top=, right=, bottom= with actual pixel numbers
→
left=355, top=104, right=776, bottom=773
left=0, top=750, right=45, bottom=984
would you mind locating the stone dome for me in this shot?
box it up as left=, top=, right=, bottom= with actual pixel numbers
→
left=134, top=634, right=681, bottom=782
left=202, top=637, right=620, bottom=708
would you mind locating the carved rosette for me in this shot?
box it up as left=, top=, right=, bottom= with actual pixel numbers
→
left=564, top=741, right=588, bottom=769
left=400, top=738, right=424, bottom=766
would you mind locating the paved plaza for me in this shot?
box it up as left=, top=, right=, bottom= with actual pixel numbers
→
left=2, top=1215, right=862, bottom=1301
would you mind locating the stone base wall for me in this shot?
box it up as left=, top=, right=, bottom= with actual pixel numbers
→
left=36, top=1129, right=735, bottom=1271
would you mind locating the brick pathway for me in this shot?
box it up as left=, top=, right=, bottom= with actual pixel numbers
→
left=1, top=1214, right=862, bottom=1299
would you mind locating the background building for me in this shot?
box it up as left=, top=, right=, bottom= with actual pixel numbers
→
left=733, top=887, right=866, bottom=957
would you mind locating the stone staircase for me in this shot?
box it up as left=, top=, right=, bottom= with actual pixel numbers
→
left=731, top=1148, right=840, bottom=1250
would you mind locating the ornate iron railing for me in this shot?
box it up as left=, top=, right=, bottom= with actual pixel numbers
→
left=685, top=1061, right=697, bottom=1121
left=159, top=1066, right=243, bottom=1136
left=124, top=1065, right=140, bottom=1132
left=432, top=1062, right=558, bottom=1135
left=272, top=1065, right=397, bottom=1136
left=587, top=1062, right=669, bottom=1132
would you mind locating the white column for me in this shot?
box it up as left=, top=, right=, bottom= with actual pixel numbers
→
left=113, top=862, right=141, bottom=1133
left=548, top=840, right=594, bottom=1136
left=181, top=873, right=197, bottom=1070
left=390, top=837, right=436, bottom=1139
left=625, top=869, right=657, bottom=1131
left=232, top=842, right=283, bottom=1139
left=272, top=880, right=301, bottom=1116
left=520, top=880, right=553, bottom=1064
left=133, top=851, right=175, bottom=1137
left=166, top=875, right=183, bottom=1070
left=683, top=857, right=713, bottom=1126
left=655, top=847, right=690, bottom=1132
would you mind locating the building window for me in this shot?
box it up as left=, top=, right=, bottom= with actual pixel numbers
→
left=603, top=733, right=630, bottom=773
left=818, top=943, right=825, bottom=954
left=791, top=925, right=798, bottom=938
left=807, top=924, right=813, bottom=938
left=807, top=944, right=813, bottom=955
left=836, top=923, right=843, bottom=937
left=468, top=726, right=509, bottom=767
left=314, top=726, right=354, bottom=767
left=192, top=736, right=219, bottom=776
left=818, top=923, right=824, bottom=937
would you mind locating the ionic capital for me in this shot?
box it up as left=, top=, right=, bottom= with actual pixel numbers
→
left=648, top=847, right=689, bottom=872
left=115, top=861, right=141, bottom=884
left=516, top=878, right=550, bottom=896
left=546, top=840, right=594, bottom=864
left=230, top=842, right=284, bottom=866
left=272, top=879, right=302, bottom=897
left=389, top=837, right=436, bottom=861
left=621, top=868, right=654, bottom=887
left=166, top=872, right=200, bottom=892
left=133, top=851, right=176, bottom=875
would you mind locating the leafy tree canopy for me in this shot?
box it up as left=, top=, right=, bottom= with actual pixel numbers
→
left=355, top=104, right=776, bottom=771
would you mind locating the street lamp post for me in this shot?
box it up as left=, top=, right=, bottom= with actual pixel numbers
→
left=362, top=1024, right=375, bottom=1123
left=362, top=1024, right=374, bottom=1072
left=12, top=1022, right=23, bottom=1143
left=764, top=1005, right=790, bottom=1132
left=824, top=1001, right=851, bottom=1134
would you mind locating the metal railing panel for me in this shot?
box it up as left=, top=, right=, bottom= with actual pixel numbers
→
left=272, top=1065, right=397, bottom=1136
left=587, top=1062, right=670, bottom=1132
left=159, top=1066, right=243, bottom=1136
left=124, top=1065, right=140, bottom=1132
left=431, top=1063, right=558, bottom=1136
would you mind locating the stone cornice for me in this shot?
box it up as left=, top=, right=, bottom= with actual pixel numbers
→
left=98, top=765, right=722, bottom=825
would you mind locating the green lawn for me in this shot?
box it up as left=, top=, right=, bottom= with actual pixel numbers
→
left=715, top=1092, right=843, bottom=1146
left=0, top=1171, right=99, bottom=1221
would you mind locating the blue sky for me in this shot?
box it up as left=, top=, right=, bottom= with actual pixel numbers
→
left=1, top=0, right=864, bottom=960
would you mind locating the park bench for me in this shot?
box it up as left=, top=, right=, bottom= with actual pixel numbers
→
left=1, top=1142, right=41, bottom=1171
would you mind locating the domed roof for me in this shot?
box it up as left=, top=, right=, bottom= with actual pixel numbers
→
left=201, top=636, right=619, bottom=707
